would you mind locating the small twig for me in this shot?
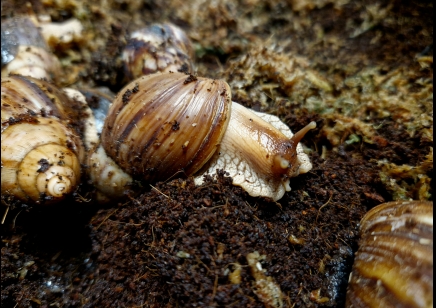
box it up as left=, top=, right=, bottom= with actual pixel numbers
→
left=337, top=237, right=351, bottom=248
left=245, top=201, right=257, bottom=210
left=195, top=255, right=212, bottom=274
left=106, top=219, right=143, bottom=227
left=211, top=274, right=218, bottom=302
left=274, top=201, right=283, bottom=210
left=318, top=193, right=333, bottom=212
left=96, top=208, right=119, bottom=230
left=143, top=251, right=157, bottom=260
left=150, top=184, right=170, bottom=199
left=252, top=215, right=261, bottom=221
left=12, top=210, right=23, bottom=229
left=133, top=271, right=148, bottom=282
left=162, top=170, right=186, bottom=184
left=75, top=193, right=92, bottom=202
left=316, top=192, right=334, bottom=223
left=2, top=206, right=10, bottom=224
left=196, top=204, right=225, bottom=211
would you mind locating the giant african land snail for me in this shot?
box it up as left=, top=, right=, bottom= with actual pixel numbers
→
left=1, top=16, right=93, bottom=205
left=86, top=72, right=316, bottom=202
left=1, top=17, right=61, bottom=83
left=122, top=23, right=195, bottom=80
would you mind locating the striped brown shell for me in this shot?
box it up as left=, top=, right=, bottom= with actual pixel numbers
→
left=101, top=72, right=231, bottom=183
left=346, top=200, right=433, bottom=308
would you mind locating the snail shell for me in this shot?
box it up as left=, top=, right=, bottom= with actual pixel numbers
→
left=1, top=75, right=86, bottom=204
left=1, top=17, right=61, bottom=83
left=89, top=72, right=315, bottom=201
left=122, top=23, right=195, bottom=81
left=346, top=200, right=433, bottom=308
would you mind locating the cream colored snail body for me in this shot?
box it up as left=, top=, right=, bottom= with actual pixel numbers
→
left=88, top=72, right=316, bottom=201
left=1, top=75, right=88, bottom=204
left=122, top=23, right=195, bottom=81
left=346, top=200, right=433, bottom=308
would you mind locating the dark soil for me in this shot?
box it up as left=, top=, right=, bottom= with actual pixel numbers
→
left=2, top=156, right=381, bottom=307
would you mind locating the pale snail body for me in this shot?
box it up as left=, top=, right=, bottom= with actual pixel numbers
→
left=88, top=72, right=315, bottom=201
left=194, top=102, right=314, bottom=200
left=122, top=23, right=195, bottom=80
left=1, top=76, right=86, bottom=204
left=346, top=200, right=433, bottom=308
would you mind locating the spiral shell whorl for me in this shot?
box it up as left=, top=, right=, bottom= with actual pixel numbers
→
left=1, top=76, right=85, bottom=204
left=2, top=118, right=82, bottom=203
left=346, top=200, right=433, bottom=308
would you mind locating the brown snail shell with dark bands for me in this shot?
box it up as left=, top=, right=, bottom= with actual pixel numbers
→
left=102, top=72, right=231, bottom=181
left=346, top=200, right=433, bottom=308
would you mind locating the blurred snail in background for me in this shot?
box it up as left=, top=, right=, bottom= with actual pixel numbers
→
left=1, top=17, right=61, bottom=83
left=346, top=200, right=433, bottom=308
left=87, top=72, right=316, bottom=202
left=122, top=23, right=195, bottom=81
left=1, top=75, right=91, bottom=204
left=1, top=15, right=83, bottom=84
